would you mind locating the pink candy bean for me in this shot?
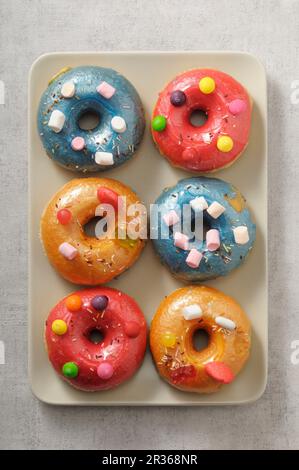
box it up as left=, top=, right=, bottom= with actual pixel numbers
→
left=228, top=99, right=246, bottom=115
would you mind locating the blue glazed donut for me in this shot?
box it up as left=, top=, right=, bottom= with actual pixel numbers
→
left=151, top=177, right=256, bottom=282
left=37, top=66, right=145, bottom=172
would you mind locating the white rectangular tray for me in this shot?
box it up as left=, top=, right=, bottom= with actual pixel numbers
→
left=29, top=51, right=267, bottom=405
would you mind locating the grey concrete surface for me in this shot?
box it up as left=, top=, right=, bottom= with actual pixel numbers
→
left=0, top=0, right=299, bottom=450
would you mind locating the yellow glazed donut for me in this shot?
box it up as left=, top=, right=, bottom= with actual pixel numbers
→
left=40, top=177, right=145, bottom=285
left=150, top=286, right=251, bottom=393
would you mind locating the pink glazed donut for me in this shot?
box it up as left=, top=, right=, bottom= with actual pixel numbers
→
left=45, top=287, right=147, bottom=391
left=151, top=69, right=252, bottom=172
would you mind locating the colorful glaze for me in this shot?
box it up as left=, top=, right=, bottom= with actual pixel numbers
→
left=40, top=177, right=145, bottom=285
left=38, top=66, right=145, bottom=172
left=45, top=287, right=147, bottom=391
left=151, top=177, right=256, bottom=282
left=151, top=69, right=251, bottom=172
left=150, top=286, right=251, bottom=393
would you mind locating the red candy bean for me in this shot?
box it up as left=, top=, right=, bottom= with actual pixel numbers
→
left=124, top=321, right=141, bottom=338
left=97, top=187, right=119, bottom=211
left=204, top=361, right=235, bottom=384
left=57, top=208, right=72, bottom=225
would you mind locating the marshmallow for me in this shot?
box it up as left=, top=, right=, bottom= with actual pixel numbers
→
left=207, top=201, right=225, bottom=219
left=111, top=116, right=127, bottom=133
left=48, top=109, right=65, bottom=133
left=163, top=210, right=179, bottom=227
left=71, top=136, right=85, bottom=151
left=186, top=249, right=203, bottom=268
left=95, top=151, right=114, bottom=166
left=190, top=196, right=208, bottom=212
left=233, top=226, right=249, bottom=245
left=174, top=232, right=189, bottom=250
left=206, top=229, right=220, bottom=251
left=59, top=242, right=78, bottom=260
left=61, top=81, right=75, bottom=98
left=182, top=304, right=203, bottom=320
left=96, top=81, right=116, bottom=99
left=215, top=316, right=236, bottom=331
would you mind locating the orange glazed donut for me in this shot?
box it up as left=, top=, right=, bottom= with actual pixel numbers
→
left=40, top=177, right=145, bottom=285
left=151, top=69, right=252, bottom=172
left=150, top=286, right=251, bottom=393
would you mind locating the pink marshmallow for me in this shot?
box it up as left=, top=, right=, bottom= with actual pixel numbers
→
left=71, top=136, right=85, bottom=151
left=163, top=210, right=179, bottom=227
left=174, top=232, right=189, bottom=250
left=186, top=249, right=203, bottom=268
left=96, top=81, right=116, bottom=99
left=59, top=242, right=78, bottom=260
left=228, top=99, right=246, bottom=115
left=206, top=229, right=220, bottom=251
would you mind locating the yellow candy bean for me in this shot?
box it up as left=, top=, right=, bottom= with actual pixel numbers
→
left=51, top=319, right=67, bottom=335
left=217, top=135, right=234, bottom=153
left=199, top=76, right=215, bottom=94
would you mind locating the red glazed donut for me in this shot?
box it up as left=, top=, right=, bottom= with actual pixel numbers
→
left=45, top=287, right=147, bottom=391
left=151, top=69, right=252, bottom=172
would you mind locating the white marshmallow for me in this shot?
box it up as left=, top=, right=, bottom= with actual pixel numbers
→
left=215, top=316, right=236, bottom=331
left=233, top=226, right=249, bottom=245
left=207, top=201, right=226, bottom=219
left=190, top=196, right=208, bottom=212
left=95, top=151, right=114, bottom=166
left=61, top=81, right=75, bottom=98
left=111, top=116, right=127, bottom=133
left=48, top=109, right=65, bottom=133
left=182, top=304, right=203, bottom=320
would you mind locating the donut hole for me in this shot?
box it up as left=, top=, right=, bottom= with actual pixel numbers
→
left=83, top=216, right=107, bottom=238
left=88, top=329, right=104, bottom=345
left=168, top=211, right=212, bottom=242
left=78, top=110, right=100, bottom=131
left=189, top=109, right=208, bottom=127
left=186, top=214, right=212, bottom=242
left=192, top=329, right=209, bottom=352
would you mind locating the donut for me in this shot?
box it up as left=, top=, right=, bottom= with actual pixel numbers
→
left=45, top=287, right=147, bottom=391
left=150, top=286, right=251, bottom=393
left=38, top=66, right=145, bottom=172
left=151, top=176, right=255, bottom=282
left=40, top=177, right=145, bottom=285
left=151, top=69, right=251, bottom=172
